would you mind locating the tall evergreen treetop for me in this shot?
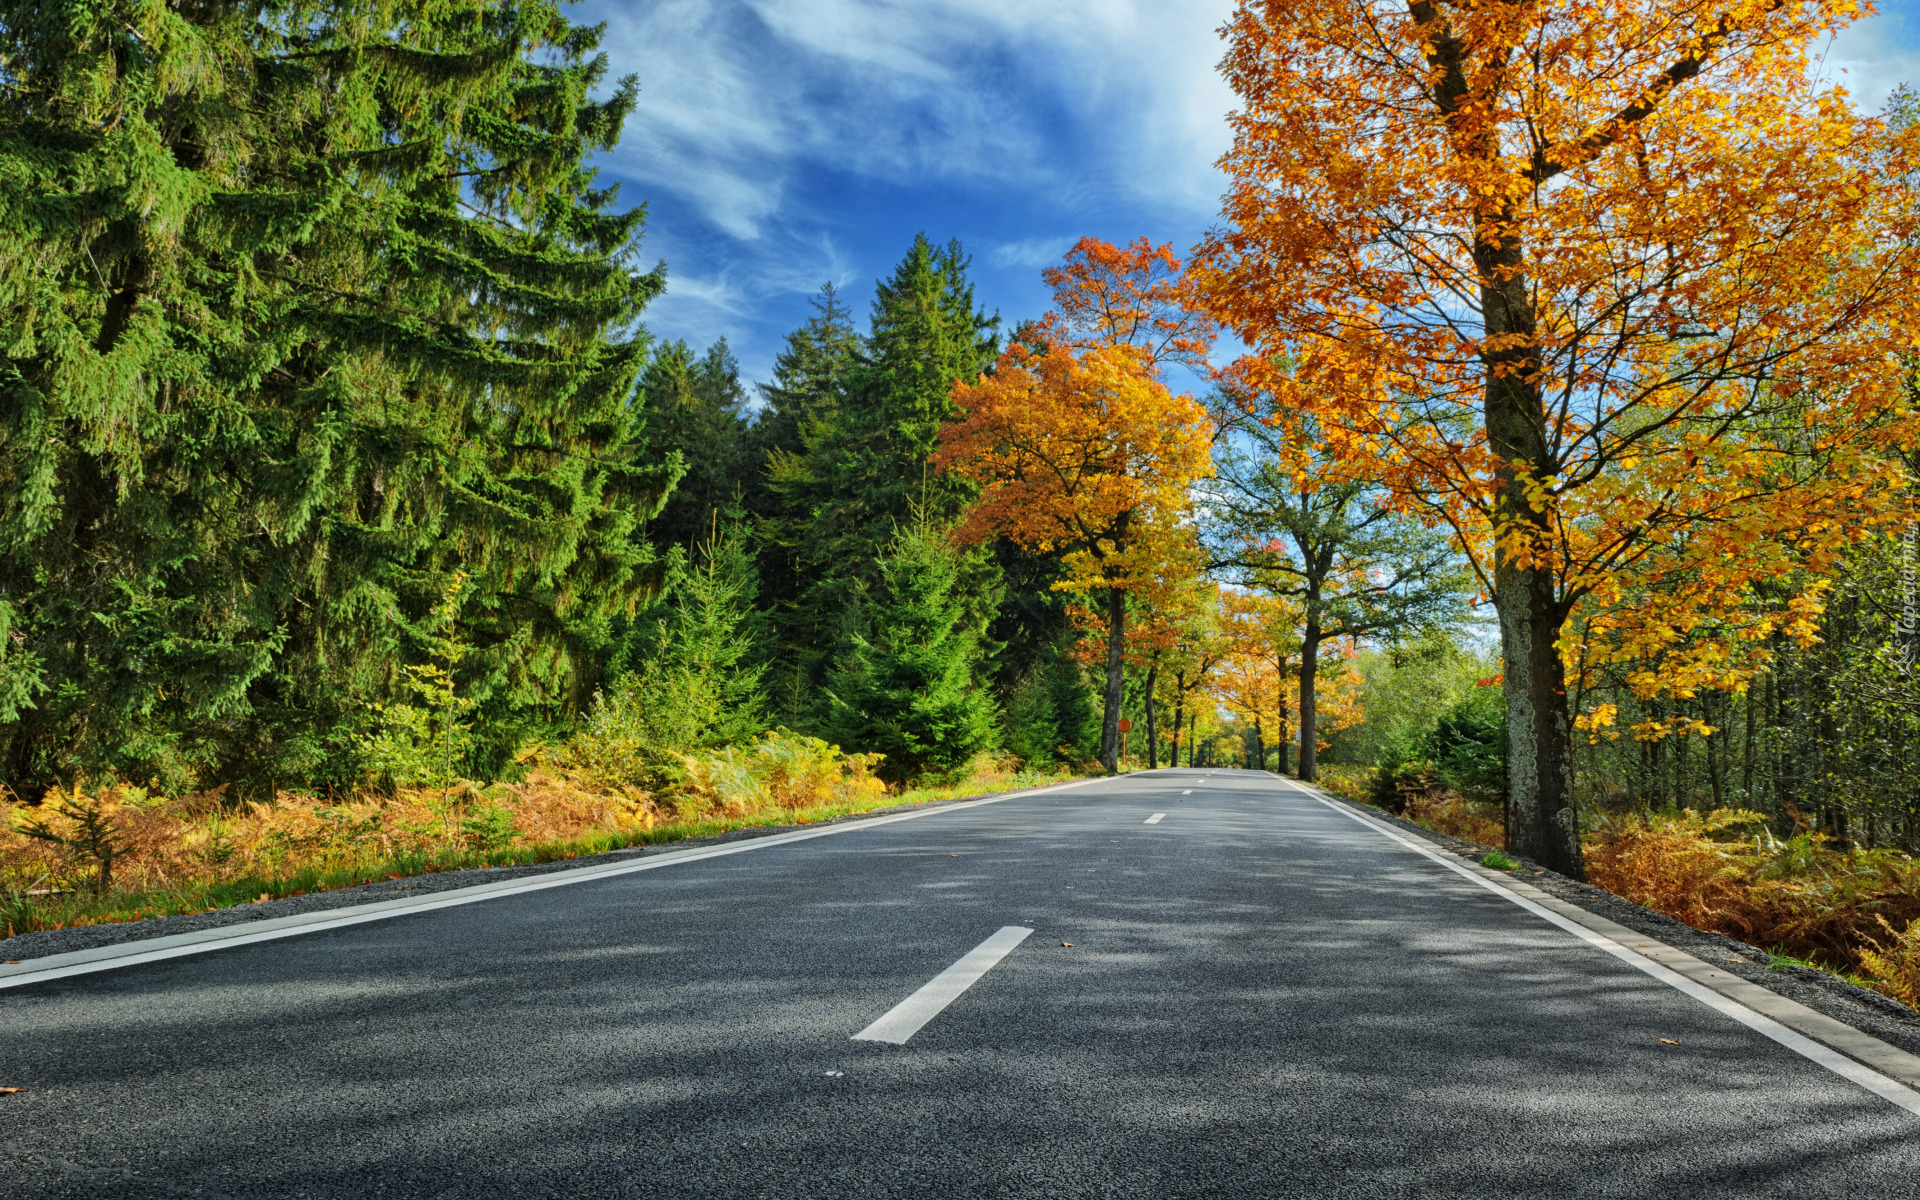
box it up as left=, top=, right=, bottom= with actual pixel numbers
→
left=811, top=235, right=999, bottom=563
left=0, top=0, right=676, bottom=792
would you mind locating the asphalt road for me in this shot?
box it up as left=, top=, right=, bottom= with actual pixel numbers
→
left=4, top=769, right=1917, bottom=1198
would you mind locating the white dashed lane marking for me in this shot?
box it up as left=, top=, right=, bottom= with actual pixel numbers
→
left=1145, top=813, right=1166, bottom=824
left=852, top=926, right=1034, bottom=1045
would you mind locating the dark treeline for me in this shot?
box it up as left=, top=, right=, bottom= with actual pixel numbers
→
left=0, top=0, right=1108, bottom=802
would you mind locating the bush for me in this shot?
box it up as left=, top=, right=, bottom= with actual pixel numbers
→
left=1422, top=688, right=1507, bottom=803
left=675, top=729, right=885, bottom=816
left=1587, top=807, right=1920, bottom=1007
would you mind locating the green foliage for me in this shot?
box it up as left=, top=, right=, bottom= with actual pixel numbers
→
left=826, top=524, right=997, bottom=783
left=763, top=239, right=1003, bottom=717
left=1323, top=632, right=1499, bottom=768
left=571, top=527, right=766, bottom=785
left=1480, top=850, right=1520, bottom=871
left=1001, top=644, right=1100, bottom=769
left=0, top=0, right=676, bottom=796
left=641, top=339, right=753, bottom=554
left=1424, top=687, right=1509, bottom=803
left=459, top=802, right=518, bottom=855
left=356, top=575, right=477, bottom=791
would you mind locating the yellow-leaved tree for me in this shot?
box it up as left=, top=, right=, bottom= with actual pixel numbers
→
left=938, top=342, right=1214, bottom=772
left=1193, top=0, right=1920, bottom=875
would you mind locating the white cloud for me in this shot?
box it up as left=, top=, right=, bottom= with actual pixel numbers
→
left=989, top=235, right=1078, bottom=270
left=585, top=0, right=1237, bottom=240
left=1823, top=10, right=1920, bottom=113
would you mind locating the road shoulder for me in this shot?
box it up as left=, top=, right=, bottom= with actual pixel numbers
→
left=1290, top=777, right=1920, bottom=1075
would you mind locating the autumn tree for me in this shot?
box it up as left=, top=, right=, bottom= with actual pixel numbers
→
left=939, top=344, right=1214, bottom=771
left=1194, top=0, right=1920, bottom=875
left=1209, top=374, right=1470, bottom=782
left=1213, top=591, right=1301, bottom=771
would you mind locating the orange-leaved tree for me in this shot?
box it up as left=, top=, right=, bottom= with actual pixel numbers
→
left=1040, top=236, right=1219, bottom=371
left=1211, top=590, right=1301, bottom=771
left=1192, top=0, right=1920, bottom=876
left=938, top=342, right=1214, bottom=771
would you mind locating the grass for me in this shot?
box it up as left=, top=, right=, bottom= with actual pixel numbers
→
left=1, top=761, right=1082, bottom=942
left=1480, top=850, right=1521, bottom=871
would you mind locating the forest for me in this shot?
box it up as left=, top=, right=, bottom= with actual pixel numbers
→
left=6, top=0, right=1920, bottom=1004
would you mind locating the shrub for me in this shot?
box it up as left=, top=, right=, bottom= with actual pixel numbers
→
left=676, top=729, right=884, bottom=816
left=1860, top=916, right=1920, bottom=1008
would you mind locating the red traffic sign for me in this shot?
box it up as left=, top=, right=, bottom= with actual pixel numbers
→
left=1117, top=718, right=1133, bottom=733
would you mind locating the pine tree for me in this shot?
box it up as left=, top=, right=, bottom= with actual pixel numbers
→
left=767, top=238, right=1002, bottom=723
left=594, top=525, right=766, bottom=765
left=642, top=338, right=752, bottom=555
left=811, top=236, right=999, bottom=560
left=749, top=285, right=863, bottom=721
left=825, top=524, right=996, bottom=783
left=0, top=0, right=675, bottom=794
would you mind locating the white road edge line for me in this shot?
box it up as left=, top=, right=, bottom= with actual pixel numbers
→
left=852, top=926, right=1034, bottom=1044
left=1145, top=813, right=1166, bottom=824
left=1284, top=779, right=1920, bottom=1119
left=0, top=778, right=1116, bottom=992
left=1181, top=790, right=1192, bottom=795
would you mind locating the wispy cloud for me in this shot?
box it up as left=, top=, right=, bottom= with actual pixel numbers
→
left=576, top=0, right=1239, bottom=384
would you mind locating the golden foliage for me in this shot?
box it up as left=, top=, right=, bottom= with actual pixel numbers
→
left=1193, top=0, right=1920, bottom=708
left=1587, top=809, right=1920, bottom=1005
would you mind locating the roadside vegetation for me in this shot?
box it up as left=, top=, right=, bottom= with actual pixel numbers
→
left=8, top=0, right=1920, bottom=1028
left=1, top=748, right=1069, bottom=939
left=1313, top=651, right=1920, bottom=1009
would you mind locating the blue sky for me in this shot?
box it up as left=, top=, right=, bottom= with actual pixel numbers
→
left=576, top=0, right=1920, bottom=395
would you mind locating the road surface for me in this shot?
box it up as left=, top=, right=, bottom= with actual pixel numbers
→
left=4, top=769, right=1916, bottom=1198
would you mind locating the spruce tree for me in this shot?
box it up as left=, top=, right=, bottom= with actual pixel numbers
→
left=749, top=285, right=862, bottom=721
left=825, top=524, right=995, bottom=783
left=766, top=239, right=1002, bottom=723
left=641, top=338, right=752, bottom=555
left=810, top=236, right=999, bottom=561
left=0, top=0, right=675, bottom=794
left=594, top=525, right=766, bottom=765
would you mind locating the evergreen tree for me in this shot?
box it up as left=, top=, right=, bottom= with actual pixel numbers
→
left=810, top=236, right=999, bottom=558
left=750, top=285, right=863, bottom=722
left=0, top=0, right=674, bottom=794
left=641, top=338, right=752, bottom=555
left=592, top=526, right=766, bottom=766
left=825, top=524, right=996, bottom=782
left=767, top=239, right=1001, bottom=722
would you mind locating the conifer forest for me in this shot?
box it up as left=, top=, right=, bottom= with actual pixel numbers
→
left=10, top=0, right=1920, bottom=1007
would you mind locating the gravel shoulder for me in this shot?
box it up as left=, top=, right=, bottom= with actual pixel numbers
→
left=1308, top=785, right=1920, bottom=1057
left=0, top=791, right=1013, bottom=965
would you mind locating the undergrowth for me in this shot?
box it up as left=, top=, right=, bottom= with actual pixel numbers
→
left=1320, top=763, right=1920, bottom=1011
left=1, top=739, right=1075, bottom=942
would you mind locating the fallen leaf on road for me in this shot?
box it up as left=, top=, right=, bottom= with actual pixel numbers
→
left=3, top=960, right=18, bottom=965
left=950, top=854, right=959, bottom=858
left=1061, top=942, right=1074, bottom=947
left=1659, top=1038, right=1680, bottom=1045
left=0, top=1087, right=24, bottom=1096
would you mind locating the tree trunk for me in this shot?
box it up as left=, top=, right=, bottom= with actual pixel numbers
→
left=1275, top=654, right=1292, bottom=775
left=1480, top=198, right=1584, bottom=878
left=1100, top=586, right=1126, bottom=772
left=1495, top=566, right=1581, bottom=875
left=1145, top=658, right=1160, bottom=769
left=1298, top=627, right=1321, bottom=782
left=1253, top=715, right=1265, bottom=771
left=1170, top=672, right=1186, bottom=769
